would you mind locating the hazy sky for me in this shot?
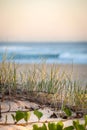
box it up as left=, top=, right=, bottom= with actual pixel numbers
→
left=0, top=0, right=87, bottom=42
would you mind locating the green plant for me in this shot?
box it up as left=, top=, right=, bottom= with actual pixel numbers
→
left=11, top=110, right=24, bottom=124
left=34, top=110, right=43, bottom=121
left=11, top=110, right=31, bottom=124
left=48, top=122, right=57, bottom=130
left=48, top=121, right=64, bottom=130
left=62, top=106, right=72, bottom=117
left=84, top=115, right=87, bottom=128
left=33, top=122, right=75, bottom=130
left=32, top=115, right=87, bottom=130
left=33, top=123, right=47, bottom=130
left=63, top=126, right=74, bottom=130
left=3, top=111, right=87, bottom=130
left=73, top=120, right=85, bottom=130
left=24, top=111, right=31, bottom=123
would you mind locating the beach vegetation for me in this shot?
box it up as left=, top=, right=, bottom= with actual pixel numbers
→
left=0, top=53, right=19, bottom=98
left=62, top=106, right=72, bottom=117
left=11, top=110, right=31, bottom=124
left=10, top=109, right=87, bottom=129
left=11, top=110, right=24, bottom=124
left=24, top=111, right=31, bottom=123
left=34, top=110, right=43, bottom=121
left=32, top=116, right=87, bottom=130
left=0, top=53, right=87, bottom=120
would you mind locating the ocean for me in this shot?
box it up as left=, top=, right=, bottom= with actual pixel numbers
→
left=0, top=42, right=87, bottom=64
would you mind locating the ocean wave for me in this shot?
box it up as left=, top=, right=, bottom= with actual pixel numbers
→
left=14, top=54, right=59, bottom=59
left=0, top=42, right=87, bottom=64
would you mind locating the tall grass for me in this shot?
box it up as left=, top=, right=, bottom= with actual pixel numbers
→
left=0, top=53, right=18, bottom=97
left=21, top=63, right=87, bottom=112
left=0, top=53, right=87, bottom=112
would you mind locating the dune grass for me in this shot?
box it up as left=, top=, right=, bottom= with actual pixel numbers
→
left=0, top=54, right=87, bottom=112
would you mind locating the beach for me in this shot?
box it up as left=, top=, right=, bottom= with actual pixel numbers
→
left=0, top=0, right=87, bottom=128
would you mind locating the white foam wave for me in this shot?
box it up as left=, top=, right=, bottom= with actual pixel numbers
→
left=59, top=53, right=87, bottom=59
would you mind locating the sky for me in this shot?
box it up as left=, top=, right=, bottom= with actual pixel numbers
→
left=0, top=0, right=87, bottom=42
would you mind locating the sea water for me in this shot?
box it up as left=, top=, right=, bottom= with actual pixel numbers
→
left=0, top=42, right=87, bottom=64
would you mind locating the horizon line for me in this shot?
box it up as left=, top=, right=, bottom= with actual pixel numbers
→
left=0, top=41, right=87, bottom=43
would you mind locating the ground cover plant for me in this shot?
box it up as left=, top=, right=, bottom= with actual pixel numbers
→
left=11, top=110, right=87, bottom=130
left=0, top=109, right=87, bottom=130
